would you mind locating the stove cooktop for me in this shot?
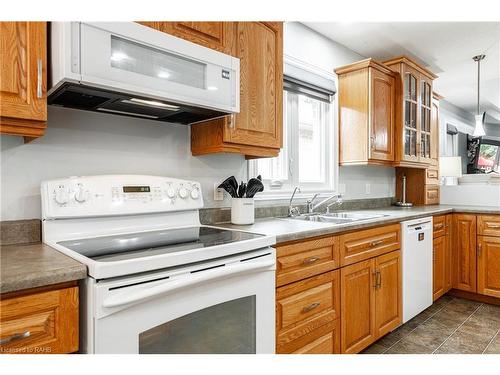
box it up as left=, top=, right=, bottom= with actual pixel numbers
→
left=57, top=226, right=264, bottom=263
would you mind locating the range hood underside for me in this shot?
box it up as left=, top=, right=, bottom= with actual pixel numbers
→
left=48, top=83, right=228, bottom=125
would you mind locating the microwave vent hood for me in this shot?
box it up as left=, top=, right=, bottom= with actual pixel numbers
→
left=48, top=22, right=240, bottom=125
left=48, top=83, right=227, bottom=124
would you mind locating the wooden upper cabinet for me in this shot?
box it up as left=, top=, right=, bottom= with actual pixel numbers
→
left=137, top=22, right=235, bottom=56
left=383, top=56, right=437, bottom=168
left=191, top=22, right=283, bottom=159
left=477, top=236, right=500, bottom=298
left=335, top=59, right=396, bottom=166
left=0, top=22, right=47, bottom=141
left=452, top=214, right=477, bottom=293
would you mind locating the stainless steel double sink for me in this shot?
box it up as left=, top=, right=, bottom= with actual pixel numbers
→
left=289, top=212, right=389, bottom=224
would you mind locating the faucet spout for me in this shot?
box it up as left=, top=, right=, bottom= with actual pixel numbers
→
left=312, top=193, right=343, bottom=213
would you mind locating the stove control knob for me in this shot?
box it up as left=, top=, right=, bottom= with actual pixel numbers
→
left=54, top=187, right=70, bottom=205
left=190, top=187, right=200, bottom=200
left=178, top=187, right=188, bottom=199
left=166, top=187, right=176, bottom=199
left=74, top=186, right=87, bottom=203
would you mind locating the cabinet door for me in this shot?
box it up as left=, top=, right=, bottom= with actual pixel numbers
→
left=375, top=250, right=402, bottom=337
left=0, top=22, right=46, bottom=123
left=419, top=77, right=433, bottom=164
left=369, top=68, right=395, bottom=162
left=223, top=22, right=283, bottom=149
left=433, top=235, right=446, bottom=301
left=401, top=67, right=419, bottom=163
left=341, top=259, right=376, bottom=354
left=452, top=214, right=477, bottom=292
left=477, top=236, right=500, bottom=298
left=430, top=94, right=440, bottom=166
left=137, top=22, right=235, bottom=55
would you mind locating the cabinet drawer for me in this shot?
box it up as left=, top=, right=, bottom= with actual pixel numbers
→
left=276, top=271, right=340, bottom=351
left=425, top=185, right=440, bottom=204
left=433, top=215, right=447, bottom=238
left=0, top=286, right=78, bottom=354
left=426, top=168, right=439, bottom=184
left=339, top=224, right=400, bottom=266
left=276, top=236, right=339, bottom=287
left=478, top=215, right=500, bottom=237
left=291, top=319, right=340, bottom=354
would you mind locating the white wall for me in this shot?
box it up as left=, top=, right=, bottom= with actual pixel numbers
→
left=285, top=22, right=395, bottom=199
left=438, top=99, right=475, bottom=156
left=0, top=22, right=395, bottom=221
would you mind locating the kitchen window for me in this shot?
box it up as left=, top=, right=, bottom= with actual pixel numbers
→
left=476, top=139, right=500, bottom=173
left=249, top=60, right=337, bottom=198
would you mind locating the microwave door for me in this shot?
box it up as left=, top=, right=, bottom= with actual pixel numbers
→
left=78, top=22, right=237, bottom=113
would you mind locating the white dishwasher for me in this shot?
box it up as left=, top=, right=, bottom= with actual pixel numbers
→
left=401, top=217, right=433, bottom=323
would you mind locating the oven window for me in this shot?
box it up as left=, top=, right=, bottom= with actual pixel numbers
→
left=110, top=35, right=206, bottom=89
left=139, top=296, right=256, bottom=354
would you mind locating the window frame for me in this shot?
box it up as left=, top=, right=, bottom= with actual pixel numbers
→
left=248, top=88, right=338, bottom=201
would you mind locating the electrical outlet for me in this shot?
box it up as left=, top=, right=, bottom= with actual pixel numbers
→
left=214, top=183, right=224, bottom=201
left=365, top=183, right=371, bottom=195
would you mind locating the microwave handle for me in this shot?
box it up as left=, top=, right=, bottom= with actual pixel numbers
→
left=102, top=258, right=275, bottom=309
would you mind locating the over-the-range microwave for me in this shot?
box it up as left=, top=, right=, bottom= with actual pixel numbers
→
left=48, top=22, right=240, bottom=124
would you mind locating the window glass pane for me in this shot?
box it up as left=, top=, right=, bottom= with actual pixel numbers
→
left=139, top=296, right=256, bottom=354
left=298, top=95, right=325, bottom=183
left=111, top=35, right=206, bottom=89
left=478, top=144, right=500, bottom=173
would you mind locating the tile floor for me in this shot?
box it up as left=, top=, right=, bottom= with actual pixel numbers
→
left=362, top=295, right=500, bottom=354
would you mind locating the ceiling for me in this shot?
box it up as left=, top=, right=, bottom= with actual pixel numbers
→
left=304, top=22, right=500, bottom=124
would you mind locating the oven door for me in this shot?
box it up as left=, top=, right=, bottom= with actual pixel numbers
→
left=91, top=249, right=275, bottom=354
left=77, top=22, right=239, bottom=113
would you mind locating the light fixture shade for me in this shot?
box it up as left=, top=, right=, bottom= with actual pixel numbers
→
left=439, top=156, right=463, bottom=178
left=473, top=112, right=486, bottom=137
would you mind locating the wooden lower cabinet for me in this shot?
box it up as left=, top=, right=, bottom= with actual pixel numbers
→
left=433, top=235, right=446, bottom=300
left=292, top=320, right=340, bottom=354
left=452, top=214, right=477, bottom=292
left=340, top=250, right=402, bottom=354
left=0, top=285, right=79, bottom=354
left=375, top=250, right=402, bottom=338
left=276, top=271, right=340, bottom=354
left=477, top=236, right=500, bottom=298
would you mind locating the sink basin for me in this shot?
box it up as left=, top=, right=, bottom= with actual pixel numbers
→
left=290, top=212, right=389, bottom=225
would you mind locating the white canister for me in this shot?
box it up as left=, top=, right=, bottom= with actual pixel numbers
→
left=231, top=198, right=255, bottom=225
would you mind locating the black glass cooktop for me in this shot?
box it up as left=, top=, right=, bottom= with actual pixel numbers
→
left=58, top=226, right=263, bottom=262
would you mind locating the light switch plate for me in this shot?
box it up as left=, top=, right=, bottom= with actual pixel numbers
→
left=214, top=183, right=224, bottom=201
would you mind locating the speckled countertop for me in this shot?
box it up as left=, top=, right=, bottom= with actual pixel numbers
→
left=220, top=204, right=500, bottom=243
left=0, top=243, right=87, bottom=294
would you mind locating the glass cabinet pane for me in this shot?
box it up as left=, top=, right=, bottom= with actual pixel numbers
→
left=110, top=35, right=207, bottom=89
left=139, top=296, right=256, bottom=354
left=410, top=103, right=417, bottom=129
left=410, top=75, right=417, bottom=101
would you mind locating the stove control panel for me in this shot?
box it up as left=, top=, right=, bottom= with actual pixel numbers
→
left=41, top=175, right=204, bottom=219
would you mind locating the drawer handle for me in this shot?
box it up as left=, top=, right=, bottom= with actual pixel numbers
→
left=0, top=331, right=31, bottom=345
left=478, top=243, right=482, bottom=258
left=302, top=256, right=320, bottom=265
left=434, top=223, right=444, bottom=230
left=302, top=302, right=321, bottom=313
left=370, top=239, right=384, bottom=247
left=488, top=224, right=500, bottom=228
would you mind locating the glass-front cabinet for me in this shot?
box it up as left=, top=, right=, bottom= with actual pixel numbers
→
left=384, top=56, right=437, bottom=167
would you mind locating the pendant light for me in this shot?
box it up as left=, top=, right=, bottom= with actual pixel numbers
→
left=473, top=54, right=486, bottom=137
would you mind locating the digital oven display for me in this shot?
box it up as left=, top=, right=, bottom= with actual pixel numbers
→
left=123, top=186, right=151, bottom=193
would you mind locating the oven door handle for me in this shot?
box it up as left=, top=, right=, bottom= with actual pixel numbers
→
left=102, top=259, right=275, bottom=309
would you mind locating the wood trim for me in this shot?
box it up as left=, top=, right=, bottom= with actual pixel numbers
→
left=0, top=281, right=78, bottom=301
left=335, top=58, right=397, bottom=77
left=383, top=55, right=438, bottom=79
left=448, top=289, right=500, bottom=307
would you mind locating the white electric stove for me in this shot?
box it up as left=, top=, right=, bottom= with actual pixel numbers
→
left=41, top=175, right=276, bottom=354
